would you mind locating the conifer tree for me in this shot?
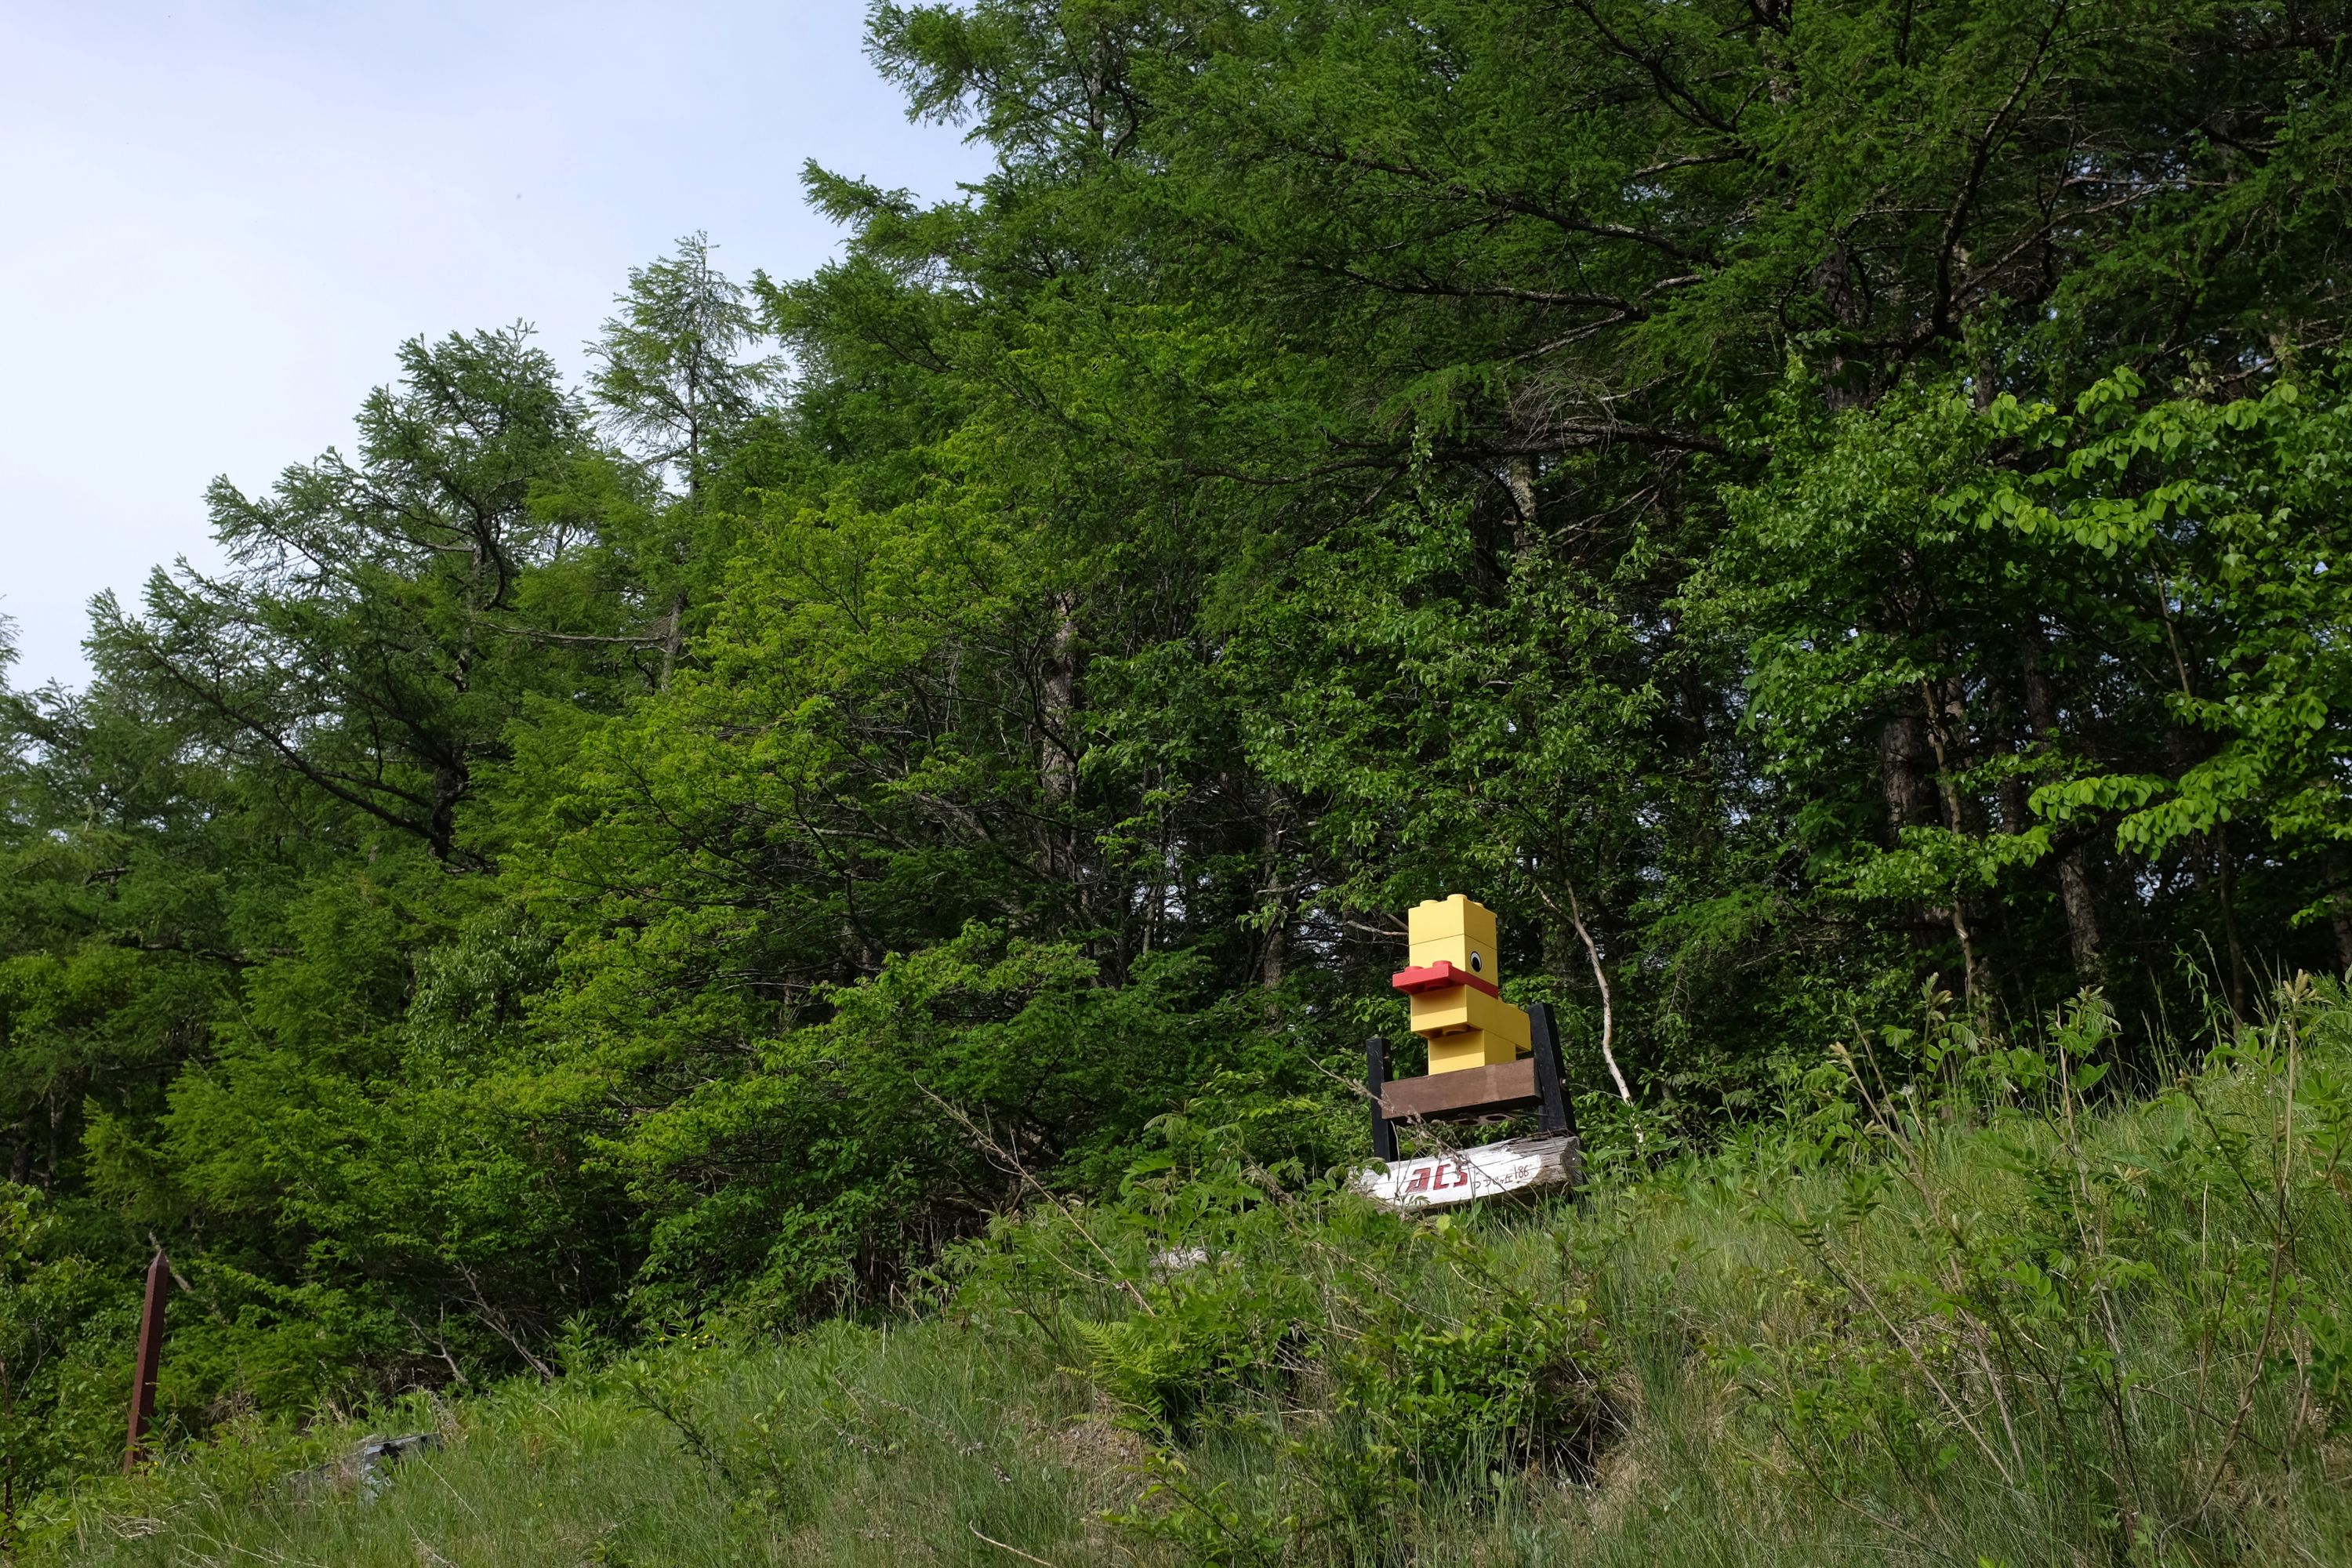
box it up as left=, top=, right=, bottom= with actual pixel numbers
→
left=589, top=235, right=780, bottom=681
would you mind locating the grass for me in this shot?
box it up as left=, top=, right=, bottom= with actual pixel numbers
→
left=33, top=978, right=2352, bottom=1566
left=36, top=1320, right=1130, bottom=1567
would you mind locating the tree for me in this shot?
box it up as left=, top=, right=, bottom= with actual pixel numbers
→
left=590, top=234, right=779, bottom=499
left=94, top=326, right=646, bottom=866
left=590, top=235, right=781, bottom=683
left=9, top=0, right=2352, bottom=1469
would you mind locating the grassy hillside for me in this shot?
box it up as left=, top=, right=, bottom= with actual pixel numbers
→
left=13, top=0, right=2352, bottom=1446
left=31, top=980, right=2352, bottom=1567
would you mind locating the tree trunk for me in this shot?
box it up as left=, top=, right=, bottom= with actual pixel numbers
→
left=1040, top=593, right=1080, bottom=808
left=2020, top=629, right=2105, bottom=985
left=1505, top=456, right=1538, bottom=554
left=429, top=761, right=467, bottom=865
left=2326, top=853, right=2352, bottom=970
left=1258, top=797, right=1287, bottom=989
left=1918, top=679, right=1991, bottom=1007
left=658, top=590, right=687, bottom=688
left=1567, top=893, right=1632, bottom=1107
left=1039, top=593, right=1081, bottom=883
left=1879, top=712, right=1938, bottom=836
left=2214, top=826, right=2252, bottom=1015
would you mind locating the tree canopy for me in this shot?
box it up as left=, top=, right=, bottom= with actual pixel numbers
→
left=5, top=0, right=2352, bottom=1488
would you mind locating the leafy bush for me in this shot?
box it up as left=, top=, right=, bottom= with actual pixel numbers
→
left=950, top=1144, right=1616, bottom=1565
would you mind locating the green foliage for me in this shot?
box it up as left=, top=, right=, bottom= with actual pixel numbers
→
left=1970, top=371, right=2352, bottom=878
left=1711, top=977, right=2352, bottom=1558
left=35, top=978, right=2352, bottom=1566
left=13, top=0, right=2352, bottom=1533
left=93, top=325, right=646, bottom=866
left=951, top=1147, right=1614, bottom=1563
left=0, top=1189, right=129, bottom=1552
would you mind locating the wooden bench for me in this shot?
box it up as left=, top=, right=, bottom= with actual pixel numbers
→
left=1358, top=1002, right=1582, bottom=1207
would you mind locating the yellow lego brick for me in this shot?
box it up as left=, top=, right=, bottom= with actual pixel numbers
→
left=1406, top=895, right=1501, bottom=982
left=1408, top=982, right=1531, bottom=1051
left=1428, top=1029, right=1519, bottom=1073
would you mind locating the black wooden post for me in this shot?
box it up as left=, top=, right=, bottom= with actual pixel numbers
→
left=1528, top=1004, right=1578, bottom=1139
left=1366, top=1035, right=1399, bottom=1162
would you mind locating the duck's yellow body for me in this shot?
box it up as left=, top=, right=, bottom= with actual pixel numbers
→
left=1392, top=895, right=1531, bottom=1073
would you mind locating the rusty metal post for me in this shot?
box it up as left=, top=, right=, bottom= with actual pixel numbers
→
left=123, top=1249, right=169, bottom=1473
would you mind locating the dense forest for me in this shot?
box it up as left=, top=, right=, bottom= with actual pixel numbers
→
left=8, top=0, right=2352, bottom=1505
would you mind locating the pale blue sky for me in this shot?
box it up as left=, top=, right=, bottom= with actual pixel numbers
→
left=0, top=1, right=989, bottom=690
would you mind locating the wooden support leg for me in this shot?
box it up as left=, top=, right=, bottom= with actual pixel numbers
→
left=1366, top=1035, right=1399, bottom=1162
left=1528, top=1004, right=1578, bottom=1139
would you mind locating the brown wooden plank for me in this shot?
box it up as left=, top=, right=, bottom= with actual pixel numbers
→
left=1378, top=1058, right=1540, bottom=1121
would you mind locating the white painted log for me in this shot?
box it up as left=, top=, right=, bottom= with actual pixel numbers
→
left=1353, top=1134, right=1580, bottom=1210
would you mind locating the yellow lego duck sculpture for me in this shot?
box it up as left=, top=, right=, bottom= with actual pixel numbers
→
left=1391, top=895, right=1531, bottom=1073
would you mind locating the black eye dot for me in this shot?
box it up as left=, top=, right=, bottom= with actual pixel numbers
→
left=1469, top=953, right=1483, bottom=973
